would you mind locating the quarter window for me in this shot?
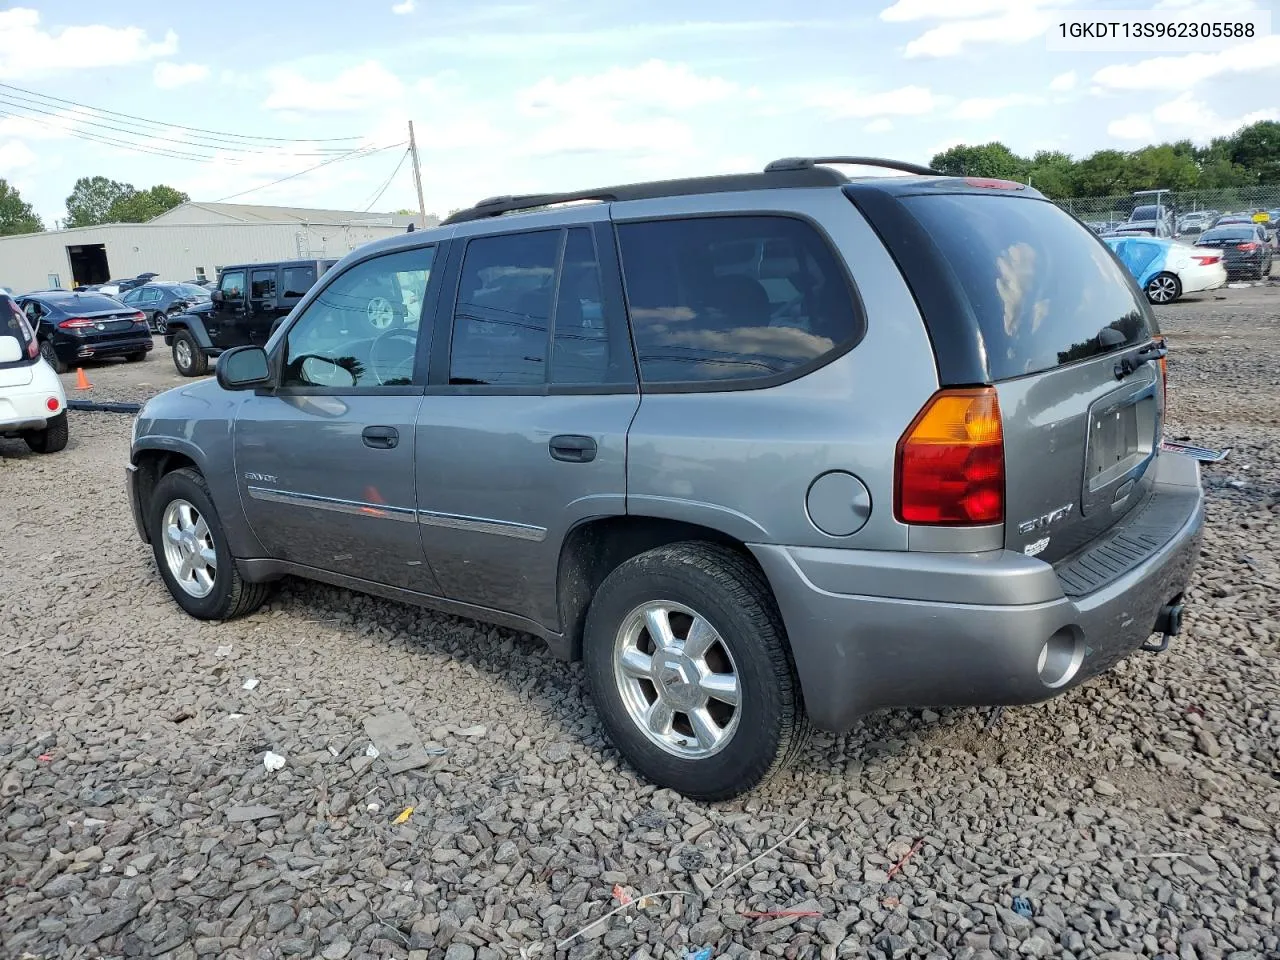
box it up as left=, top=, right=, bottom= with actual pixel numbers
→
left=449, top=230, right=560, bottom=386
left=282, top=247, right=434, bottom=389
left=615, top=216, right=861, bottom=385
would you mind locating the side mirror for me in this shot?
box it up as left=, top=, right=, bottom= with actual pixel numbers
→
left=216, top=345, right=271, bottom=390
left=211, top=289, right=224, bottom=304
left=0, top=335, right=23, bottom=364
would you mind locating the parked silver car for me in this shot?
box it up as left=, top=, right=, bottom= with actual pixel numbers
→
left=127, top=157, right=1204, bottom=799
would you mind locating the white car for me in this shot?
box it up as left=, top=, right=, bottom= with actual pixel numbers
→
left=1103, top=235, right=1227, bottom=304
left=0, top=295, right=69, bottom=453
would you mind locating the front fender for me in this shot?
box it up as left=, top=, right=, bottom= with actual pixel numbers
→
left=165, top=314, right=213, bottom=350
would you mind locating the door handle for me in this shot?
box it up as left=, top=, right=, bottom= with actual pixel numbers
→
left=549, top=434, right=597, bottom=463
left=362, top=425, right=399, bottom=449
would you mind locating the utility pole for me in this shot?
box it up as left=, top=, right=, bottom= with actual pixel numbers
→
left=408, top=120, right=427, bottom=229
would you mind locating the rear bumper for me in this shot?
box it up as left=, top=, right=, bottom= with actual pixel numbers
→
left=1180, top=263, right=1227, bottom=293
left=752, top=452, right=1204, bottom=732
left=56, top=336, right=153, bottom=362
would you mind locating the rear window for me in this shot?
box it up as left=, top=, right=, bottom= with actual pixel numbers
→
left=1201, top=228, right=1256, bottom=242
left=616, top=215, right=862, bottom=385
left=904, top=194, right=1152, bottom=380
left=47, top=294, right=126, bottom=313
left=1131, top=205, right=1162, bottom=221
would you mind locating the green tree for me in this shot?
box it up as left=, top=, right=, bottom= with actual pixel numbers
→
left=1128, top=144, right=1199, bottom=191
left=0, top=179, right=43, bottom=235
left=108, top=184, right=189, bottom=222
left=1229, top=120, right=1280, bottom=184
left=1026, top=150, right=1076, bottom=198
left=65, top=176, right=135, bottom=227
left=1071, top=150, right=1132, bottom=196
left=930, top=142, right=1027, bottom=180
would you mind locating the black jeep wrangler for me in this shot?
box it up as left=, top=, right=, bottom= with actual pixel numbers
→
left=166, top=259, right=336, bottom=376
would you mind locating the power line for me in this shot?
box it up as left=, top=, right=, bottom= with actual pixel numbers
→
left=0, top=109, right=239, bottom=163
left=0, top=81, right=364, bottom=145
left=363, top=148, right=411, bottom=211
left=0, top=91, right=353, bottom=156
left=214, top=142, right=407, bottom=203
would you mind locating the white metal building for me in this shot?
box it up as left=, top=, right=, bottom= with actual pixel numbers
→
left=0, top=203, right=435, bottom=294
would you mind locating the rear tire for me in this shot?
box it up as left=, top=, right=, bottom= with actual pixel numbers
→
left=152, top=312, right=169, bottom=335
left=148, top=467, right=270, bottom=620
left=126, top=351, right=147, bottom=362
left=1145, top=272, right=1181, bottom=304
left=172, top=330, right=208, bottom=377
left=583, top=541, right=810, bottom=800
left=39, top=339, right=66, bottom=374
left=23, top=411, right=68, bottom=453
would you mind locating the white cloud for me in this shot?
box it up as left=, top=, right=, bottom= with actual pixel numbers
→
left=812, top=85, right=941, bottom=119
left=1108, top=92, right=1280, bottom=143
left=880, top=0, right=1059, bottom=20
left=1049, top=70, right=1077, bottom=92
left=153, top=62, right=210, bottom=89
left=1092, top=35, right=1280, bottom=92
left=391, top=0, right=415, bottom=12
left=0, top=140, right=37, bottom=169
left=952, top=94, right=1043, bottom=120
left=518, top=60, right=740, bottom=117
left=903, top=9, right=1055, bottom=57
left=264, top=61, right=406, bottom=113
left=866, top=118, right=895, bottom=133
left=0, top=8, right=178, bottom=78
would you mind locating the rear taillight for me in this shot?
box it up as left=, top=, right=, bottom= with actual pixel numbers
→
left=1157, top=337, right=1168, bottom=408
left=13, top=306, right=39, bottom=358
left=132, top=311, right=148, bottom=326
left=1193, top=255, right=1221, bottom=265
left=58, top=317, right=96, bottom=329
left=46, top=397, right=59, bottom=412
left=1237, top=242, right=1259, bottom=251
left=964, top=177, right=1025, bottom=190
left=895, top=387, right=1004, bottom=526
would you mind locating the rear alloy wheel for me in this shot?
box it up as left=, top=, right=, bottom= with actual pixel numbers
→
left=583, top=542, right=810, bottom=800
left=149, top=467, right=270, bottom=619
left=153, top=311, right=169, bottom=335
left=39, top=339, right=66, bottom=374
left=1145, top=272, right=1181, bottom=304
left=23, top=411, right=68, bottom=453
left=172, top=330, right=208, bottom=377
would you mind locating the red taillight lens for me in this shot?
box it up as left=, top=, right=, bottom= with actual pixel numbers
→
left=895, top=388, right=1004, bottom=526
left=1237, top=243, right=1258, bottom=251
left=964, top=177, right=1024, bottom=190
left=58, top=317, right=96, bottom=329
left=46, top=397, right=59, bottom=412
left=1193, top=255, right=1221, bottom=265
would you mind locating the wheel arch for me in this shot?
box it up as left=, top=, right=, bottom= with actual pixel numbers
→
left=554, top=514, right=773, bottom=662
left=131, top=443, right=202, bottom=536
left=166, top=315, right=213, bottom=349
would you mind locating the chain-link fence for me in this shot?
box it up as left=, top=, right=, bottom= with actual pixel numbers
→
left=1055, top=186, right=1280, bottom=234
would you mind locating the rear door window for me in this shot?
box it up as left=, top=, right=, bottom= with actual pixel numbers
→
left=281, top=265, right=317, bottom=301
left=615, top=215, right=862, bottom=385
left=903, top=194, right=1152, bottom=380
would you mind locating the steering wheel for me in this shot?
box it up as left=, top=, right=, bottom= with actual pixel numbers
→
left=369, top=329, right=417, bottom=385
left=366, top=296, right=396, bottom=330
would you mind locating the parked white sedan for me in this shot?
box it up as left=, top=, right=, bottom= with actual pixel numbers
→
left=1103, top=235, right=1228, bottom=304
left=0, top=293, right=69, bottom=453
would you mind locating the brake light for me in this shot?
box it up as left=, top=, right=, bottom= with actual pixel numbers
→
left=1193, top=255, right=1221, bottom=265
left=964, top=177, right=1024, bottom=190
left=13, top=305, right=39, bottom=358
left=1237, top=242, right=1258, bottom=251
left=57, top=317, right=96, bottom=329
left=895, top=387, right=1004, bottom=525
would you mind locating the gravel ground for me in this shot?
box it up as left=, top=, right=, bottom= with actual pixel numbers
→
left=2, top=289, right=1278, bottom=960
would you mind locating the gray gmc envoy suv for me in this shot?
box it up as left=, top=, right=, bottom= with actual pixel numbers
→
left=127, top=157, right=1204, bottom=800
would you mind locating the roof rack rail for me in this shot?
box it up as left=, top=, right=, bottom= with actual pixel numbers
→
left=765, top=156, right=944, bottom=176
left=441, top=165, right=851, bottom=225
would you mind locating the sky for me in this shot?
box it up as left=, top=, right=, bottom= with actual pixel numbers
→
left=0, top=0, right=1278, bottom=226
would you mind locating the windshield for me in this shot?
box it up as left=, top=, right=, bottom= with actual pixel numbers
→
left=1131, top=205, right=1162, bottom=220
left=177, top=284, right=210, bottom=298
left=904, top=193, right=1152, bottom=380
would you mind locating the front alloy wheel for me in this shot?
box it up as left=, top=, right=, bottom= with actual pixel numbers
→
left=614, top=600, right=741, bottom=759
left=160, top=498, right=217, bottom=598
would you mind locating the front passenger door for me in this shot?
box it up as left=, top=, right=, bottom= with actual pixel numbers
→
left=233, top=245, right=442, bottom=593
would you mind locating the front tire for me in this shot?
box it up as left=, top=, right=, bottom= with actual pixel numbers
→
left=148, top=467, right=269, bottom=620
left=1146, top=272, right=1181, bottom=304
left=23, top=412, right=68, bottom=453
left=39, top=339, right=66, bottom=374
left=583, top=542, right=809, bottom=800
left=172, top=330, right=208, bottom=377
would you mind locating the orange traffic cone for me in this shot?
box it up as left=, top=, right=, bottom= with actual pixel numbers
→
left=75, top=367, right=92, bottom=390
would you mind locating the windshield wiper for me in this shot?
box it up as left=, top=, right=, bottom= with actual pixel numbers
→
left=1114, top=339, right=1167, bottom=380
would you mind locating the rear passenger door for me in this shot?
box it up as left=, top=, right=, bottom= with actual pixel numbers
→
left=414, top=208, right=638, bottom=629
left=247, top=267, right=279, bottom=345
